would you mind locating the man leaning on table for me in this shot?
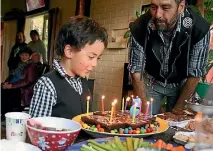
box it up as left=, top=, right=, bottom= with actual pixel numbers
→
left=128, top=0, right=210, bottom=114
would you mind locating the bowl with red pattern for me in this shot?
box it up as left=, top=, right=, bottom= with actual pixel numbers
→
left=26, top=117, right=81, bottom=151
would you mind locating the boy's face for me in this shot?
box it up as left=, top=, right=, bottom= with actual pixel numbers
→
left=67, top=40, right=105, bottom=77
left=20, top=52, right=30, bottom=63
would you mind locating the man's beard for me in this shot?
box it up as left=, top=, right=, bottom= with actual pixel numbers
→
left=153, top=13, right=179, bottom=31
left=153, top=18, right=169, bottom=31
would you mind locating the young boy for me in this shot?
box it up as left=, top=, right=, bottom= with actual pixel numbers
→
left=29, top=16, right=108, bottom=119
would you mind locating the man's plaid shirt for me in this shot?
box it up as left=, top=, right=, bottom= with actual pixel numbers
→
left=128, top=14, right=210, bottom=82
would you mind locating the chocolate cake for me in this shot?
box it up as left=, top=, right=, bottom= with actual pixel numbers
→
left=157, top=110, right=196, bottom=122
left=81, top=111, right=156, bottom=131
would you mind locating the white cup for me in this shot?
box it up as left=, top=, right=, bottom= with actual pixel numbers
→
left=5, top=112, right=31, bottom=142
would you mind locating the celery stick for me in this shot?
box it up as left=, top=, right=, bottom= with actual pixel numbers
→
left=88, top=143, right=107, bottom=151
left=82, top=144, right=96, bottom=151
left=88, top=140, right=115, bottom=151
left=133, top=138, right=139, bottom=150
left=126, top=137, right=134, bottom=151
left=114, top=136, right=127, bottom=151
left=138, top=138, right=144, bottom=147
left=123, top=141, right=127, bottom=147
left=80, top=148, right=90, bottom=151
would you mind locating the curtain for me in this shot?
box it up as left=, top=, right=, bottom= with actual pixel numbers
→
left=1, top=20, right=17, bottom=82
left=47, top=7, right=61, bottom=68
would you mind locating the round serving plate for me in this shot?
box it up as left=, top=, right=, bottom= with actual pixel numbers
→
left=67, top=137, right=190, bottom=151
left=72, top=112, right=169, bottom=138
left=185, top=100, right=213, bottom=116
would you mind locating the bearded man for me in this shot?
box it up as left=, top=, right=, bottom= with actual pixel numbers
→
left=128, top=0, right=210, bottom=114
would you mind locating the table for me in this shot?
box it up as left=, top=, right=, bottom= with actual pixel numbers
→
left=1, top=126, right=179, bottom=145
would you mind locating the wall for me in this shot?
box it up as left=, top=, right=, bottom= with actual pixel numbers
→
left=50, top=0, right=76, bottom=24
left=90, top=0, right=151, bottom=111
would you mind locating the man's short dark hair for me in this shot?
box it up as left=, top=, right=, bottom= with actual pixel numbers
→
left=56, top=15, right=108, bottom=56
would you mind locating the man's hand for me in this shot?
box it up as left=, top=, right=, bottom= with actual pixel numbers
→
left=174, top=77, right=200, bottom=111
left=173, top=103, right=185, bottom=111
left=131, top=72, right=148, bottom=113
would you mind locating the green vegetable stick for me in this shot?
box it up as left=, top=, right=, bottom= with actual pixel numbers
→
left=126, top=137, right=134, bottom=151
left=80, top=148, right=90, bottom=151
left=114, top=136, right=127, bottom=151
left=88, top=143, right=107, bottom=151
left=82, top=144, right=96, bottom=151
left=139, top=138, right=144, bottom=147
left=123, top=141, right=127, bottom=147
left=133, top=138, right=139, bottom=150
left=88, top=140, right=115, bottom=151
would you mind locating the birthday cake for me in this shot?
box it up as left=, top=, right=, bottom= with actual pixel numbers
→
left=81, top=111, right=159, bottom=133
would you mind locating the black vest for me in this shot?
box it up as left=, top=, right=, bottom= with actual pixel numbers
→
left=130, top=8, right=210, bottom=83
left=44, top=70, right=91, bottom=119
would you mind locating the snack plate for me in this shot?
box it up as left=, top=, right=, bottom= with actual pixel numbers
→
left=67, top=137, right=190, bottom=151
left=72, top=112, right=169, bottom=138
left=173, top=132, right=196, bottom=146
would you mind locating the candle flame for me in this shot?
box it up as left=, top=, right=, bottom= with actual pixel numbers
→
left=87, top=96, right=90, bottom=101
left=102, top=95, right=105, bottom=99
left=126, top=97, right=130, bottom=101
left=112, top=102, right=115, bottom=106
left=113, top=99, right=117, bottom=104
left=131, top=95, right=134, bottom=98
left=150, top=98, right=153, bottom=102
left=147, top=101, right=150, bottom=105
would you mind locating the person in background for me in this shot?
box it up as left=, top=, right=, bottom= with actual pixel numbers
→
left=29, top=16, right=108, bottom=119
left=28, top=30, right=47, bottom=63
left=8, top=31, right=27, bottom=72
left=31, top=51, right=45, bottom=77
left=128, top=0, right=210, bottom=114
left=2, top=47, right=39, bottom=120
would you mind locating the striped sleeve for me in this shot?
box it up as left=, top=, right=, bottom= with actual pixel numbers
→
left=188, top=30, right=210, bottom=77
left=128, top=35, right=146, bottom=73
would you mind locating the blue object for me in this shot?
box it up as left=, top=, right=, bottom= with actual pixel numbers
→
left=128, top=127, right=132, bottom=130
left=10, top=72, right=22, bottom=83
left=129, top=105, right=140, bottom=117
left=67, top=137, right=190, bottom=151
left=133, top=98, right=141, bottom=106
left=124, top=128, right=129, bottom=134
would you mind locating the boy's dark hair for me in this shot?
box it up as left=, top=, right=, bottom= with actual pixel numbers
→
left=18, top=46, right=33, bottom=56
left=175, top=0, right=184, bottom=5
left=56, top=15, right=108, bottom=56
left=30, top=30, right=40, bottom=40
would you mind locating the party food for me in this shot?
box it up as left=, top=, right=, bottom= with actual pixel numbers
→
left=80, top=136, right=185, bottom=151
left=81, top=111, right=160, bottom=134
left=157, top=110, right=196, bottom=122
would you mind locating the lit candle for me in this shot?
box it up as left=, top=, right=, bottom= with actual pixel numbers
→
left=86, top=96, right=90, bottom=115
left=113, top=99, right=117, bottom=118
left=131, top=95, right=134, bottom=105
left=144, top=101, right=150, bottom=120
left=110, top=102, right=115, bottom=123
left=121, top=97, right=124, bottom=113
left=139, top=98, right=142, bottom=114
left=132, top=103, right=137, bottom=123
left=150, top=98, right=153, bottom=117
left=125, top=97, right=130, bottom=112
left=101, top=95, right=105, bottom=113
